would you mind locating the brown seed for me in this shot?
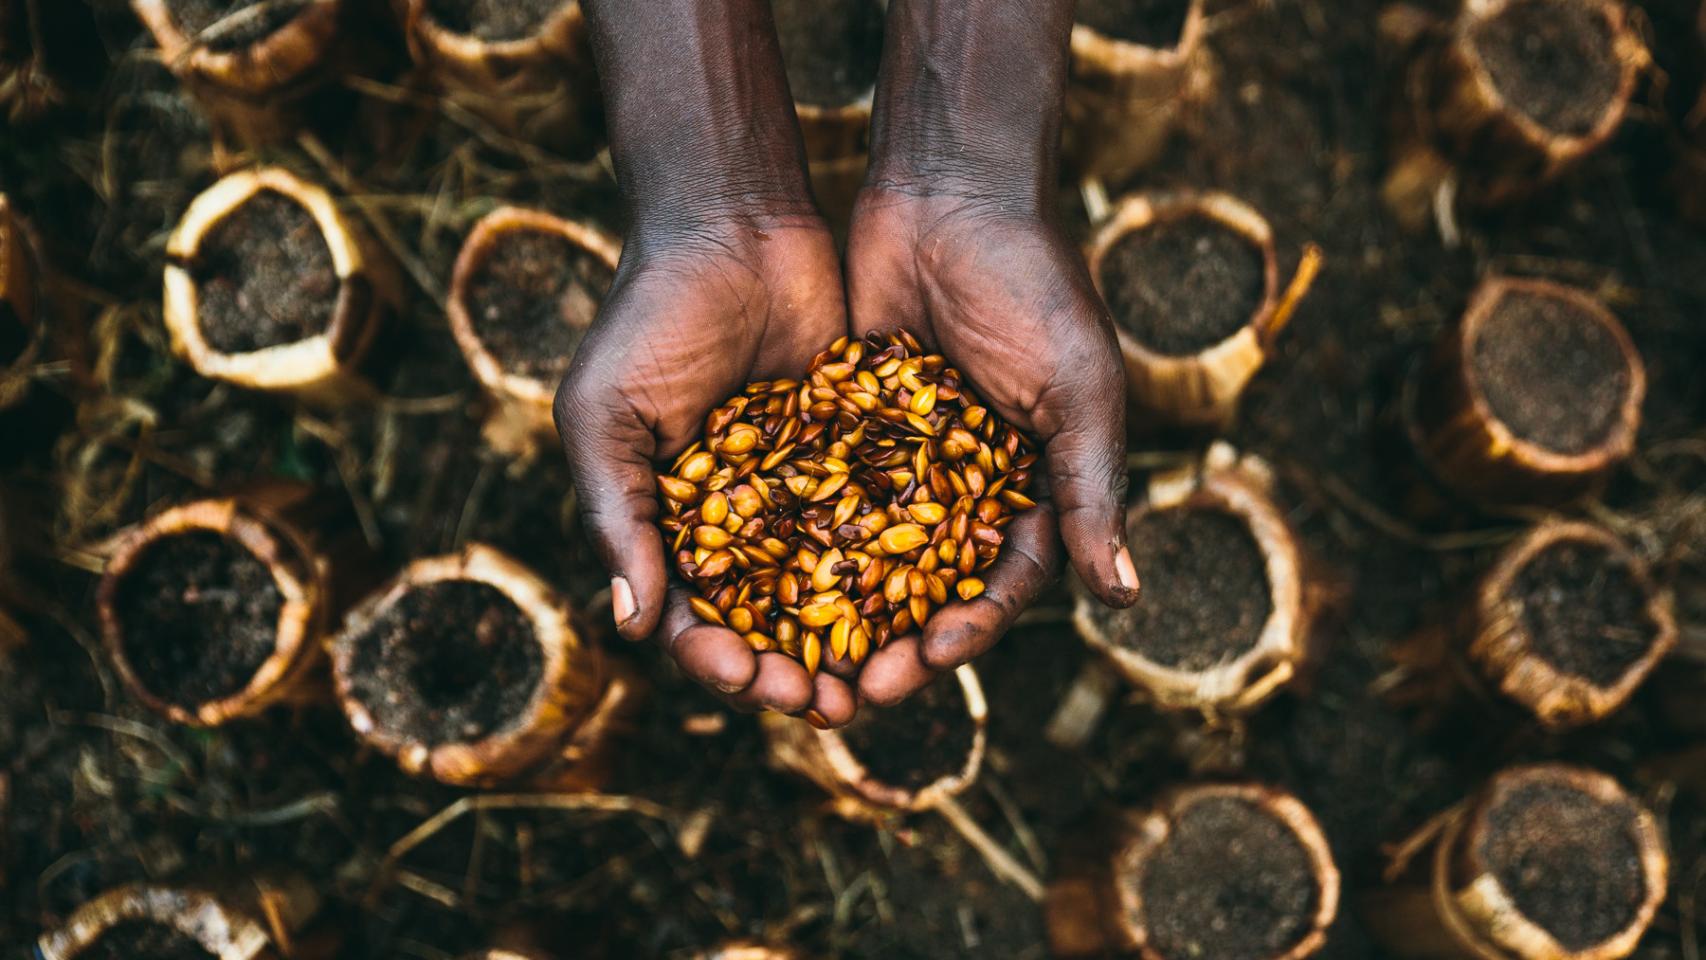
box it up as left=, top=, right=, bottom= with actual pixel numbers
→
left=802, top=633, right=822, bottom=674
left=801, top=602, right=841, bottom=628
left=745, top=631, right=776, bottom=652
left=911, top=383, right=938, bottom=416
left=812, top=548, right=845, bottom=593
left=680, top=451, right=716, bottom=482
left=659, top=476, right=698, bottom=504
left=701, top=491, right=730, bottom=526
left=909, top=501, right=948, bottom=525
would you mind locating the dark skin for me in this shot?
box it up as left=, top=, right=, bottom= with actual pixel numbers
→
left=560, top=0, right=1136, bottom=725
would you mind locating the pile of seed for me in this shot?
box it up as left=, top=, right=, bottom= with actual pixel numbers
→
left=658, top=332, right=1039, bottom=673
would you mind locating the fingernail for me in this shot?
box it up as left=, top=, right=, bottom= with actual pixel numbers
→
left=611, top=576, right=636, bottom=625
left=1114, top=547, right=1141, bottom=600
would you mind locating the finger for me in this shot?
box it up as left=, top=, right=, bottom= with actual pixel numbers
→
left=726, top=652, right=814, bottom=714
left=657, top=586, right=757, bottom=695
left=806, top=672, right=858, bottom=728
left=556, top=373, right=669, bottom=642
left=921, top=502, right=1062, bottom=671
left=857, top=634, right=935, bottom=707
left=1033, top=344, right=1139, bottom=609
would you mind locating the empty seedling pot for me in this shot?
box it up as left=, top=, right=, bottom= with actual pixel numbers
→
left=1047, top=782, right=1340, bottom=960
left=1383, top=0, right=1646, bottom=226
left=1072, top=445, right=1318, bottom=716
left=96, top=491, right=343, bottom=727
left=1466, top=520, right=1676, bottom=730
left=447, top=206, right=618, bottom=450
left=1066, top=0, right=1210, bottom=183
left=401, top=0, right=595, bottom=154
left=36, top=877, right=319, bottom=960
left=330, top=542, right=640, bottom=789
left=1366, top=763, right=1667, bottom=960
left=762, top=664, right=986, bottom=821
left=164, top=166, right=398, bottom=402
left=1087, top=192, right=1318, bottom=429
left=773, top=0, right=883, bottom=231
left=1407, top=276, right=1644, bottom=507
left=129, top=0, right=346, bottom=143
left=0, top=193, right=40, bottom=409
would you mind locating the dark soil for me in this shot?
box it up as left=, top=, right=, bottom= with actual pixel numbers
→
left=838, top=673, right=975, bottom=791
left=773, top=0, right=884, bottom=107
left=1089, top=506, right=1273, bottom=671
left=1099, top=212, right=1266, bottom=355
left=462, top=228, right=611, bottom=382
left=165, top=0, right=312, bottom=51
left=1510, top=540, right=1657, bottom=686
left=423, top=0, right=565, bottom=43
left=192, top=190, right=339, bottom=355
left=1482, top=781, right=1646, bottom=951
left=1075, top=0, right=1193, bottom=48
left=343, top=581, right=545, bottom=746
left=1469, top=287, right=1630, bottom=454
left=111, top=530, right=283, bottom=710
left=1471, top=0, right=1622, bottom=137
left=1137, top=796, right=1319, bottom=960
left=80, top=920, right=218, bottom=960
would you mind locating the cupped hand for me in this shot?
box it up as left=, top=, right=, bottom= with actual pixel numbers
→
left=845, top=185, right=1141, bottom=705
left=555, top=214, right=857, bottom=724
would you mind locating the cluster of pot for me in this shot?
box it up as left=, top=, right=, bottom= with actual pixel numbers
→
left=13, top=0, right=1699, bottom=958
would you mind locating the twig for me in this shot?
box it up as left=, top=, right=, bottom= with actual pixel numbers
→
left=296, top=132, right=445, bottom=304
left=933, top=796, right=1044, bottom=902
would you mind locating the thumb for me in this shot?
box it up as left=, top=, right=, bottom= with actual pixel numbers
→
left=1035, top=343, right=1140, bottom=610
left=555, top=373, right=669, bottom=643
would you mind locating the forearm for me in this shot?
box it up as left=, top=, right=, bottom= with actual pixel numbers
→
left=582, top=0, right=817, bottom=231
left=866, top=0, right=1076, bottom=208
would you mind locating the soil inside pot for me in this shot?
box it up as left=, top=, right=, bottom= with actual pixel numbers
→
left=462, top=226, right=612, bottom=384
left=165, top=0, right=312, bottom=51
left=1481, top=780, right=1645, bottom=951
left=1509, top=539, right=1656, bottom=687
left=1137, top=796, right=1320, bottom=960
left=1469, top=288, right=1630, bottom=455
left=773, top=0, right=884, bottom=108
left=81, top=920, right=219, bottom=960
left=1075, top=0, right=1192, bottom=48
left=424, top=0, right=566, bottom=43
left=343, top=580, right=545, bottom=747
left=839, top=672, right=975, bottom=792
left=1471, top=0, right=1622, bottom=137
left=112, top=530, right=283, bottom=711
left=192, top=189, right=339, bottom=355
left=1099, top=212, right=1266, bottom=356
left=1089, top=505, right=1273, bottom=672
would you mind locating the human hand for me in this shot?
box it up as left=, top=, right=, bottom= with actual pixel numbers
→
left=843, top=186, right=1139, bottom=706
left=555, top=214, right=859, bottom=724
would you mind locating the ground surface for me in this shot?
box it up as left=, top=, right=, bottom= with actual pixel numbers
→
left=1, top=0, right=1705, bottom=958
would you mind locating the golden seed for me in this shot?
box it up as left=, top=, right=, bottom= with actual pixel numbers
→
left=812, top=548, right=845, bottom=593
left=729, top=606, right=755, bottom=634
left=745, top=631, right=775, bottom=652
left=659, top=476, right=698, bottom=503
left=1000, top=489, right=1037, bottom=509
left=830, top=618, right=851, bottom=660
left=701, top=491, right=730, bottom=526
left=908, top=502, right=948, bottom=526
left=911, top=383, right=938, bottom=416
left=956, top=578, right=985, bottom=601
left=679, top=451, right=716, bottom=482
left=801, top=602, right=840, bottom=628
left=879, top=523, right=930, bottom=554
left=690, top=597, right=725, bottom=626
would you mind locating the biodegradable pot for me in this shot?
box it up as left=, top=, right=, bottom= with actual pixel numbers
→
left=772, top=0, right=883, bottom=232
left=165, top=166, right=397, bottom=402
left=1465, top=520, right=1675, bottom=730
left=1047, top=782, right=1340, bottom=960
left=762, top=664, right=987, bottom=822
left=37, top=877, right=320, bottom=960
left=95, top=490, right=345, bottom=727
left=1366, top=764, right=1667, bottom=960
left=0, top=192, right=40, bottom=409
left=447, top=206, right=619, bottom=451
left=330, top=542, right=640, bottom=790
left=1065, top=0, right=1210, bottom=184
left=1407, top=276, right=1644, bottom=508
left=1073, top=445, right=1318, bottom=715
left=400, top=0, right=595, bottom=155
left=129, top=0, right=346, bottom=143
left=1383, top=0, right=1646, bottom=227
left=1086, top=192, right=1286, bottom=429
